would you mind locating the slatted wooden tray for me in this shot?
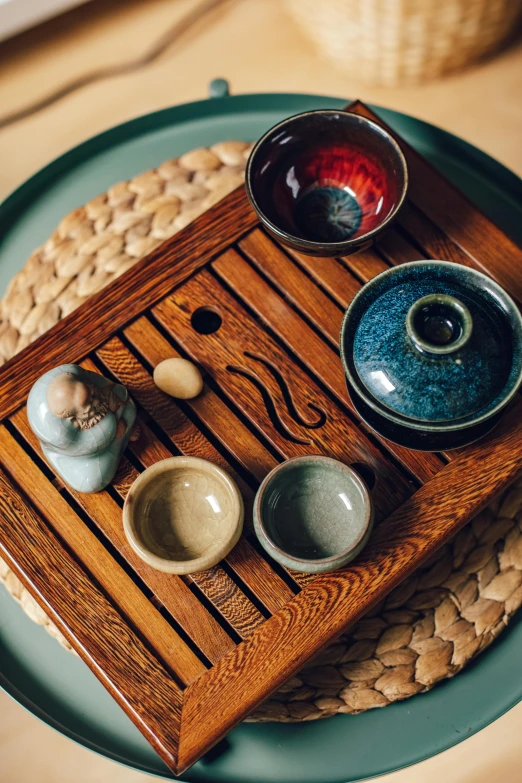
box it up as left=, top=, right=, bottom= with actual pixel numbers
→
left=1, top=101, right=522, bottom=775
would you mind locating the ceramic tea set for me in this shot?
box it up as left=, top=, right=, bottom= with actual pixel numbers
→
left=27, top=109, right=522, bottom=576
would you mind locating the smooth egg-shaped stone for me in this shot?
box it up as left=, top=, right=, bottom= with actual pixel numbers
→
left=153, top=358, right=203, bottom=400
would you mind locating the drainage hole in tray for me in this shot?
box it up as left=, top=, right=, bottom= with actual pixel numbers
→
left=191, top=306, right=222, bottom=335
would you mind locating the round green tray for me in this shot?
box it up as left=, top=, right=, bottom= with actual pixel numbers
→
left=1, top=91, right=522, bottom=783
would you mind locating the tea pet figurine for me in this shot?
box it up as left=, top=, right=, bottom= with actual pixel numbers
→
left=27, top=364, right=138, bottom=493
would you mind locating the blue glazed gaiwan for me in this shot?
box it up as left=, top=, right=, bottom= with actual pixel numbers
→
left=340, top=261, right=522, bottom=451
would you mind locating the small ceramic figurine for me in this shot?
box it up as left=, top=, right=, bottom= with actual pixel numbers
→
left=27, top=364, right=138, bottom=493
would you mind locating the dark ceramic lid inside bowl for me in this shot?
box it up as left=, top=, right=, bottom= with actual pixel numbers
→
left=348, top=263, right=517, bottom=423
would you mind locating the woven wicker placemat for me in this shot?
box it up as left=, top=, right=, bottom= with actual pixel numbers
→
left=1, top=143, right=522, bottom=722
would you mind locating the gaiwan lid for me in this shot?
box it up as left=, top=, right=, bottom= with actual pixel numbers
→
left=342, top=261, right=522, bottom=425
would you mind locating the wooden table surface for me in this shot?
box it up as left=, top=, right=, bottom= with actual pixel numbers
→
left=1, top=1, right=522, bottom=781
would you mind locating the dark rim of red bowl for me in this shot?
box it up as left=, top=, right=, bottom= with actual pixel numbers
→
left=245, top=109, right=409, bottom=253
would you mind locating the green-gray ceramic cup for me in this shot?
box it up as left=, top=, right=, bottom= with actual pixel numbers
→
left=253, top=455, right=374, bottom=574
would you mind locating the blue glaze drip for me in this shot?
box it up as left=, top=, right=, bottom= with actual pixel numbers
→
left=295, top=186, right=362, bottom=243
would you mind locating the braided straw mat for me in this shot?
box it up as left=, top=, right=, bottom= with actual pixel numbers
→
left=2, top=142, right=522, bottom=723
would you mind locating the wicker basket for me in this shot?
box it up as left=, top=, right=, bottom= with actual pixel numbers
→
left=283, top=0, right=522, bottom=86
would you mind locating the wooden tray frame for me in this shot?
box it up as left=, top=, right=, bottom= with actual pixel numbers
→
left=1, top=102, right=521, bottom=774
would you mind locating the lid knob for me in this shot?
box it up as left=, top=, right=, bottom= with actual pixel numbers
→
left=406, top=294, right=473, bottom=356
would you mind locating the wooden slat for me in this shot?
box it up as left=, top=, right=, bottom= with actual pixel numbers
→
left=93, top=343, right=296, bottom=613
left=110, top=454, right=138, bottom=497
left=178, top=399, right=522, bottom=772
left=0, top=464, right=183, bottom=771
left=0, top=187, right=258, bottom=422
left=283, top=246, right=362, bottom=309
left=338, top=247, right=390, bottom=283
left=124, top=317, right=277, bottom=483
left=376, top=225, right=426, bottom=265
left=285, top=229, right=418, bottom=304
left=127, top=413, right=180, bottom=465
left=397, top=201, right=476, bottom=272
left=213, top=246, right=443, bottom=484
left=349, top=101, right=522, bottom=300
left=153, top=268, right=415, bottom=519
left=10, top=408, right=235, bottom=664
left=223, top=537, right=295, bottom=613
left=240, top=229, right=343, bottom=347
left=0, top=425, right=204, bottom=686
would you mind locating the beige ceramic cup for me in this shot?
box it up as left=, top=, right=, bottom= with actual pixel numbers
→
left=123, top=456, right=243, bottom=574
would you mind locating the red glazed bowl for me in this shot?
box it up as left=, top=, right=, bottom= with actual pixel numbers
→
left=245, top=110, right=408, bottom=257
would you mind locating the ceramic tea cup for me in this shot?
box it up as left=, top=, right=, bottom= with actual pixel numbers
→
left=253, top=456, right=374, bottom=573
left=340, top=260, right=522, bottom=451
left=123, top=456, right=243, bottom=574
left=245, top=109, right=408, bottom=257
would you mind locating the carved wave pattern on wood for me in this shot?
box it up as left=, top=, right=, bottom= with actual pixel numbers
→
left=227, top=352, right=327, bottom=445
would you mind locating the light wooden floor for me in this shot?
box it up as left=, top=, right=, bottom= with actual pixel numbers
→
left=1, top=1, right=522, bottom=781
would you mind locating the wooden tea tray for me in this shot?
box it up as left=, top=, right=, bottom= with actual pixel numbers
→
left=1, top=102, right=522, bottom=774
